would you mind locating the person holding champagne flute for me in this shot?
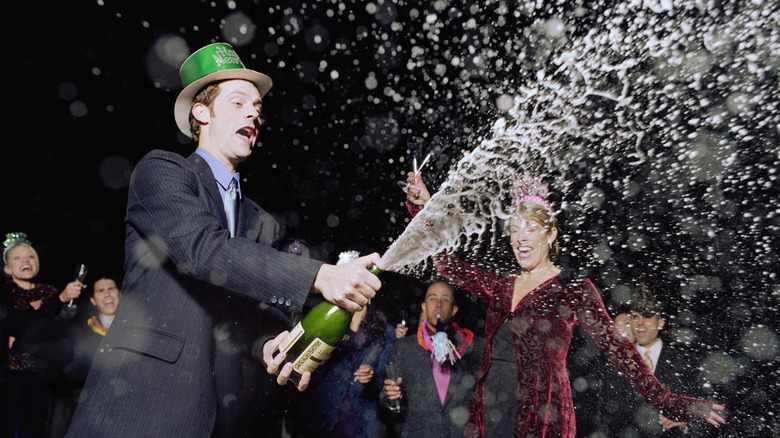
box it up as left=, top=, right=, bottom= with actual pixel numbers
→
left=0, top=232, right=83, bottom=437
left=293, top=301, right=395, bottom=438
left=382, top=281, right=483, bottom=438
left=404, top=172, right=725, bottom=437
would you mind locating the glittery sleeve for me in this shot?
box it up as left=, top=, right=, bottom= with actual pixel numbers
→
left=407, top=201, right=503, bottom=300
left=406, top=201, right=423, bottom=216
left=432, top=252, right=504, bottom=302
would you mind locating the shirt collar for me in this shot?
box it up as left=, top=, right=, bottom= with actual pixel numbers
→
left=98, top=314, right=114, bottom=329
left=636, top=339, right=663, bottom=368
left=195, top=148, right=242, bottom=198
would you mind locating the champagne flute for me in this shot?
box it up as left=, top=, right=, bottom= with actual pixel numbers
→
left=397, top=136, right=441, bottom=193
left=386, top=361, right=402, bottom=412
left=70, top=264, right=88, bottom=307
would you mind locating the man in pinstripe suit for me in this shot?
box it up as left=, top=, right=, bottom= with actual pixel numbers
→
left=66, top=43, right=381, bottom=438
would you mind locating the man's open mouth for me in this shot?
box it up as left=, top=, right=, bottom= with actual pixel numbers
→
left=237, top=127, right=254, bottom=139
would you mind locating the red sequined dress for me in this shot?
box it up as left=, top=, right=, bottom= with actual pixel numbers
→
left=432, top=252, right=714, bottom=438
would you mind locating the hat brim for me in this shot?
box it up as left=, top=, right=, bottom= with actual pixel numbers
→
left=174, top=68, right=272, bottom=137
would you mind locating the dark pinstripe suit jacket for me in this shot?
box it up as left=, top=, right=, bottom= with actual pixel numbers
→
left=388, top=333, right=484, bottom=438
left=596, top=340, right=709, bottom=437
left=66, top=150, right=324, bottom=438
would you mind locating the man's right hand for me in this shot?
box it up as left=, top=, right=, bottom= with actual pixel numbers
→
left=383, top=377, right=403, bottom=401
left=312, top=253, right=381, bottom=312
left=394, top=323, right=408, bottom=339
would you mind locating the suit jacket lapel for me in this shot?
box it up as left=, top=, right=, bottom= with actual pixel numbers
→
left=442, top=360, right=461, bottom=409
left=238, top=198, right=260, bottom=241
left=187, top=153, right=229, bottom=229
left=654, top=346, right=676, bottom=386
left=187, top=152, right=278, bottom=243
left=411, top=344, right=444, bottom=410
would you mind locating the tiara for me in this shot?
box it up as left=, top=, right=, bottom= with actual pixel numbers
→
left=510, top=173, right=552, bottom=212
left=3, top=232, right=33, bottom=261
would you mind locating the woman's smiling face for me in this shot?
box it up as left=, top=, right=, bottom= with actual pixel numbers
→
left=3, top=244, right=39, bottom=281
left=509, top=216, right=556, bottom=271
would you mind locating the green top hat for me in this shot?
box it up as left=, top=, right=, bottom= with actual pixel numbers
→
left=174, top=43, right=272, bottom=137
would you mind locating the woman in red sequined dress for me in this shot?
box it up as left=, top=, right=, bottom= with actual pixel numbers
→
left=403, top=173, right=724, bottom=438
left=0, top=233, right=84, bottom=437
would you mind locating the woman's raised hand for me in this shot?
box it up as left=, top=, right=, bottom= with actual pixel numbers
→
left=406, top=171, right=431, bottom=206
left=59, top=280, right=85, bottom=303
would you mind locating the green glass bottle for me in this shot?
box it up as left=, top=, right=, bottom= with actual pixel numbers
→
left=277, top=300, right=351, bottom=382
left=277, top=252, right=381, bottom=382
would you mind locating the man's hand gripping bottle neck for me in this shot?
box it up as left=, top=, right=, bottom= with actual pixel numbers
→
left=276, top=251, right=380, bottom=383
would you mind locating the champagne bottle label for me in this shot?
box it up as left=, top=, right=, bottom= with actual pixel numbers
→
left=291, top=337, right=337, bottom=374
left=278, top=323, right=305, bottom=354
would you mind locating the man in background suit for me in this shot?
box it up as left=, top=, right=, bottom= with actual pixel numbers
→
left=66, top=43, right=381, bottom=438
left=383, top=282, right=483, bottom=438
left=598, top=282, right=711, bottom=437
left=47, top=277, right=123, bottom=438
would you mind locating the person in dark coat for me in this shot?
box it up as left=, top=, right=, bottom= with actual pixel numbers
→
left=65, top=43, right=381, bottom=438
left=383, top=281, right=483, bottom=438
left=0, top=232, right=83, bottom=438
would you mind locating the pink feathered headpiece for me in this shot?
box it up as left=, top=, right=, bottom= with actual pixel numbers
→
left=510, top=173, right=552, bottom=212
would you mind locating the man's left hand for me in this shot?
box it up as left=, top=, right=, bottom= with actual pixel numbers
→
left=659, top=415, right=686, bottom=431
left=263, top=331, right=311, bottom=391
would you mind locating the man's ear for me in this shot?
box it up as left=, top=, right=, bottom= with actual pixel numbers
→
left=658, top=318, right=666, bottom=330
left=452, top=305, right=459, bottom=318
left=191, top=103, right=210, bottom=125
left=89, top=297, right=97, bottom=307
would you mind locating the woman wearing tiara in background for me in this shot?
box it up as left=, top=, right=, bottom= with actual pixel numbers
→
left=404, top=173, right=725, bottom=438
left=0, top=232, right=83, bottom=438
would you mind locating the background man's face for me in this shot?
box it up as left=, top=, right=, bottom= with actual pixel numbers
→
left=421, top=282, right=458, bottom=330
left=91, top=278, right=121, bottom=317
left=631, top=312, right=665, bottom=347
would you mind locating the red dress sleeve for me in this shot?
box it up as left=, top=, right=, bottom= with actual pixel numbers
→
left=406, top=201, right=423, bottom=216
left=408, top=201, right=503, bottom=301
left=432, top=252, right=503, bottom=302
left=573, top=279, right=714, bottom=422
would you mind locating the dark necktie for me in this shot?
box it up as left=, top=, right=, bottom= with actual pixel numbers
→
left=225, top=178, right=238, bottom=237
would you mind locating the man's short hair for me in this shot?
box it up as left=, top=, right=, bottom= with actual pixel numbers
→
left=92, top=277, right=120, bottom=297
left=631, top=280, right=667, bottom=318
left=426, top=280, right=456, bottom=305
left=188, top=81, right=224, bottom=143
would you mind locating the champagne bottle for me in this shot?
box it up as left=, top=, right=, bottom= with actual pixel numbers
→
left=277, top=251, right=381, bottom=382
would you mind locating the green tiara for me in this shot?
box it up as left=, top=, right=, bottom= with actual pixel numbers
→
left=3, top=232, right=33, bottom=262
left=3, top=232, right=32, bottom=251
